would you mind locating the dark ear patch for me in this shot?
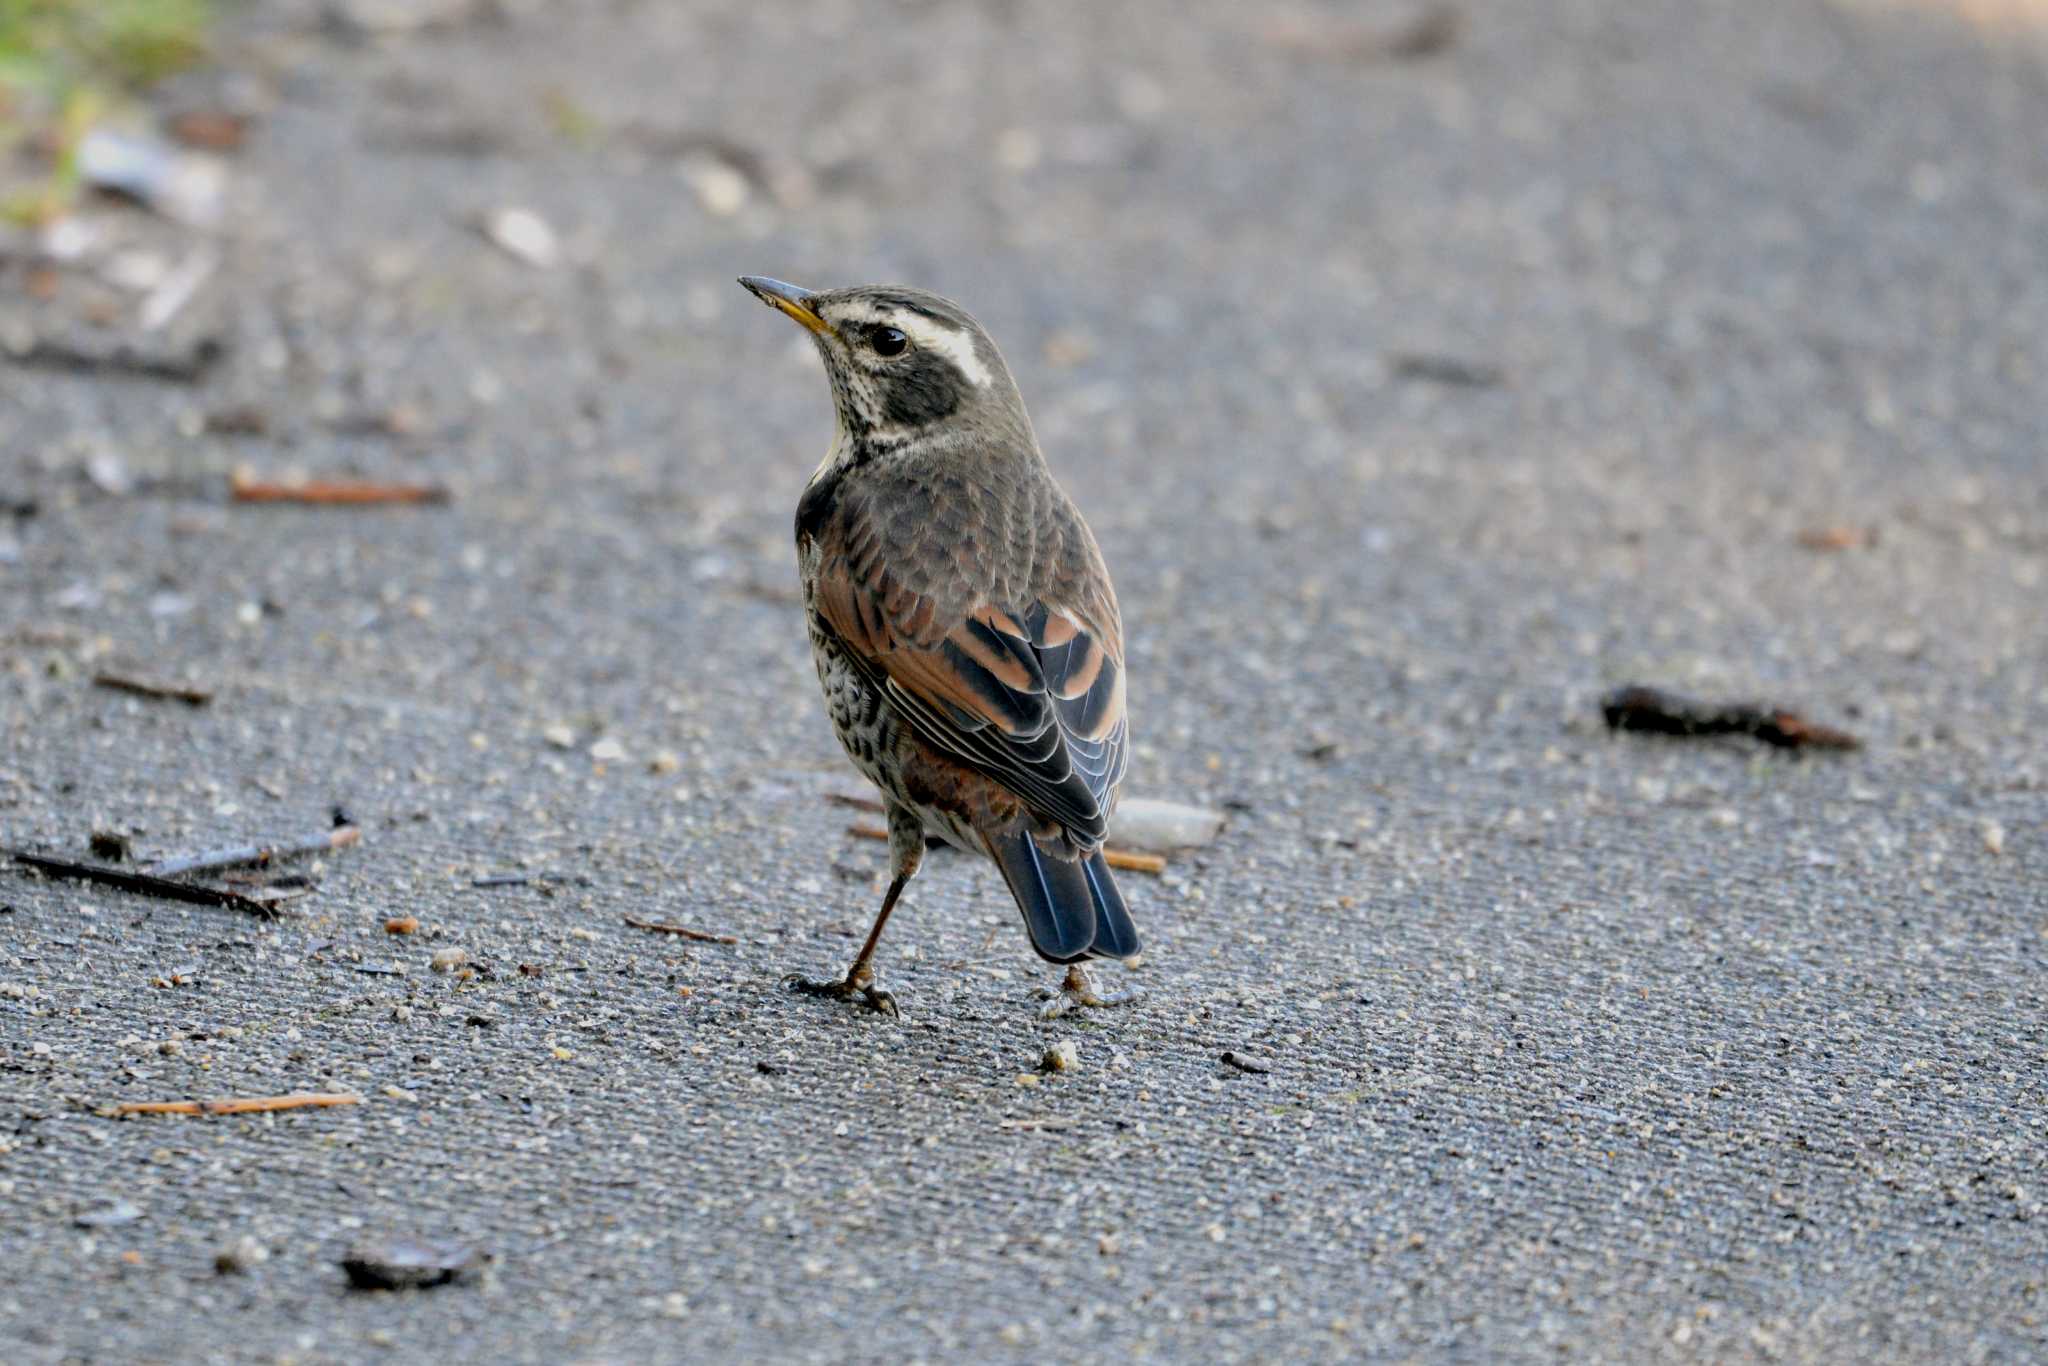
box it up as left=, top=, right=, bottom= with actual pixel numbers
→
left=882, top=349, right=962, bottom=426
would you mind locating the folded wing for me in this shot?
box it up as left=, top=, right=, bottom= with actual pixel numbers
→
left=811, top=505, right=1127, bottom=846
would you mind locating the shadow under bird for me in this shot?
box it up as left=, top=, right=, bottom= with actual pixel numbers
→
left=740, top=275, right=1140, bottom=1018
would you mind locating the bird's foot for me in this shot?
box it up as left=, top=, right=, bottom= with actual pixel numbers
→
left=783, top=970, right=899, bottom=1018
left=1038, top=964, right=1144, bottom=1020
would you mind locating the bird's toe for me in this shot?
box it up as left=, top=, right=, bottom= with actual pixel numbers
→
left=785, top=970, right=900, bottom=1018
left=1038, top=963, right=1142, bottom=1018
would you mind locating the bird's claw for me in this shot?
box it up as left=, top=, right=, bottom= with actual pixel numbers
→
left=784, top=971, right=899, bottom=1018
left=1037, top=964, right=1143, bottom=1020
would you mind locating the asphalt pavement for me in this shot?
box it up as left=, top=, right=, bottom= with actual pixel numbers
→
left=2, top=1, right=2045, bottom=1361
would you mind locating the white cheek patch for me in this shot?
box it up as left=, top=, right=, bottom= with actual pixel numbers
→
left=831, top=301, right=993, bottom=389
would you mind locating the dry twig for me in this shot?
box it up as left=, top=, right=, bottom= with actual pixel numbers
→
left=1796, top=525, right=1876, bottom=551
left=621, top=914, right=738, bottom=944
left=5, top=335, right=223, bottom=383
left=999, top=1116, right=1079, bottom=1131
left=110, top=1092, right=362, bottom=1117
left=10, top=851, right=282, bottom=917
left=844, top=821, right=1167, bottom=874
left=1263, top=5, right=1463, bottom=62
left=93, top=671, right=213, bottom=706
left=1388, top=351, right=1504, bottom=387
left=148, top=825, right=359, bottom=878
left=1102, top=848, right=1167, bottom=874
left=230, top=474, right=450, bottom=506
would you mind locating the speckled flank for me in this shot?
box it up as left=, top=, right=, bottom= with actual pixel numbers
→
left=806, top=602, right=980, bottom=854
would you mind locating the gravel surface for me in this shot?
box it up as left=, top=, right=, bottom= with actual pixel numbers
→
left=3, top=2, right=2045, bottom=1361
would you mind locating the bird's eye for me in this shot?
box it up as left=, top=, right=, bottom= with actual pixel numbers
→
left=870, top=326, right=908, bottom=357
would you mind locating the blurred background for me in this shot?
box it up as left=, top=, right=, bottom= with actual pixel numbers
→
left=2, top=2, right=2044, bottom=1361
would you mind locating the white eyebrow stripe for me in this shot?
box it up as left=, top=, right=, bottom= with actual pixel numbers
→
left=829, top=300, right=888, bottom=326
left=832, top=300, right=992, bottom=388
left=901, top=316, right=993, bottom=388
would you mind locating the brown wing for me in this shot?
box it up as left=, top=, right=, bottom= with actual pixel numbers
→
left=811, top=485, right=1127, bottom=846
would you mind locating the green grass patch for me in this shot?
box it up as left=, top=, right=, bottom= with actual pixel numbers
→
left=1, top=0, right=212, bottom=93
left=1, top=0, right=214, bottom=221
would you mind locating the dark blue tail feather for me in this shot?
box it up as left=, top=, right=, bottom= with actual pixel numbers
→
left=1081, top=851, right=1140, bottom=960
left=986, top=832, right=1140, bottom=964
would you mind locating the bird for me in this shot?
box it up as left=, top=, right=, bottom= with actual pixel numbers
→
left=739, top=275, right=1139, bottom=1018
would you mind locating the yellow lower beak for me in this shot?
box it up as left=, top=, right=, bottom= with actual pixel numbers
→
left=739, top=275, right=832, bottom=336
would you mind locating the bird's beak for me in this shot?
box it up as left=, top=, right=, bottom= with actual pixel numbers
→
left=738, top=276, right=832, bottom=336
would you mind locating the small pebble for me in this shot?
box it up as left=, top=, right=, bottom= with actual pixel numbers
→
left=430, top=948, right=466, bottom=973
left=589, top=736, right=627, bottom=763
left=1982, top=822, right=2006, bottom=856
left=542, top=724, right=576, bottom=749
left=341, top=1237, right=485, bottom=1291
left=1041, top=1041, right=1080, bottom=1074
left=683, top=157, right=749, bottom=217
left=215, top=1236, right=268, bottom=1275
left=481, top=207, right=560, bottom=269
left=75, top=1199, right=144, bottom=1229
left=1110, top=798, right=1227, bottom=852
left=385, top=916, right=420, bottom=935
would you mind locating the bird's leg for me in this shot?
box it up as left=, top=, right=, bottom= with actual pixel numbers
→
left=786, top=800, right=924, bottom=1016
left=1038, top=963, right=1145, bottom=1020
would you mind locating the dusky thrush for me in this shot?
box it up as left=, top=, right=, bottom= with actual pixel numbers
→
left=740, top=276, right=1139, bottom=1017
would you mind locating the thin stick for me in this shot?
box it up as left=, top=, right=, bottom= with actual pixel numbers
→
left=825, top=793, right=886, bottom=813
left=622, top=914, right=738, bottom=944
left=1388, top=350, right=1502, bottom=388
left=8, top=335, right=223, bottom=383
left=230, top=474, right=451, bottom=506
left=1796, top=525, right=1874, bottom=552
left=1102, top=848, right=1167, bottom=875
left=92, top=672, right=213, bottom=706
left=10, top=851, right=281, bottom=917
left=147, top=826, right=360, bottom=878
left=845, top=822, right=1167, bottom=874
left=110, top=1092, right=362, bottom=1117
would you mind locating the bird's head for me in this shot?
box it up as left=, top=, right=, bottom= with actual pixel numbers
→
left=739, top=277, right=1029, bottom=450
